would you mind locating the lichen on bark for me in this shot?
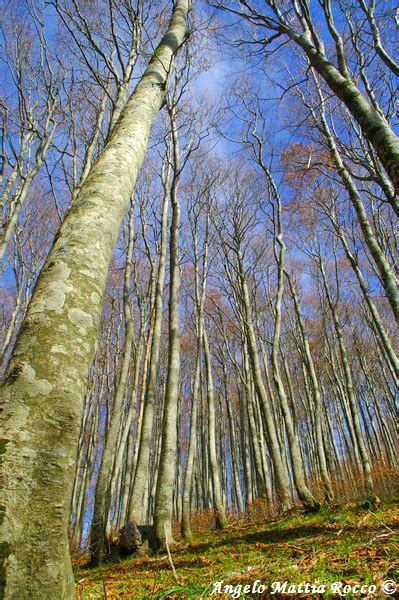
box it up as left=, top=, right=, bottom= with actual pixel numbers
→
left=0, top=1, right=190, bottom=597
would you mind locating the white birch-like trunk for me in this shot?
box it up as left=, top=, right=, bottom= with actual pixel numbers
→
left=0, top=2, right=190, bottom=596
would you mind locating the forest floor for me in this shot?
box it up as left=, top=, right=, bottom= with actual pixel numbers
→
left=74, top=499, right=398, bottom=599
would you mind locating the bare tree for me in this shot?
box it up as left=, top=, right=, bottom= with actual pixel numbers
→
left=0, top=2, right=190, bottom=595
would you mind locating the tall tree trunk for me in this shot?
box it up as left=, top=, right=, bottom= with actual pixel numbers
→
left=181, top=349, right=201, bottom=539
left=238, top=265, right=292, bottom=511
left=153, top=102, right=182, bottom=549
left=286, top=273, right=333, bottom=502
left=91, top=201, right=136, bottom=562
left=0, top=2, right=190, bottom=596
left=315, top=84, right=399, bottom=319
left=319, top=259, right=374, bottom=499
left=330, top=217, right=398, bottom=379
left=223, top=370, right=244, bottom=514
left=266, top=171, right=319, bottom=511
left=181, top=210, right=209, bottom=539
left=203, top=329, right=227, bottom=529
left=288, top=27, right=399, bottom=194
left=238, top=382, right=254, bottom=509
left=129, top=172, right=170, bottom=524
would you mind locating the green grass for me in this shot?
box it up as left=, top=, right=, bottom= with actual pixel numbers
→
left=75, top=499, right=398, bottom=599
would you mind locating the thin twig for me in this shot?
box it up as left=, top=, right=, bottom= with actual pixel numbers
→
left=97, top=562, right=108, bottom=600
left=368, top=510, right=394, bottom=532
left=164, top=525, right=179, bottom=583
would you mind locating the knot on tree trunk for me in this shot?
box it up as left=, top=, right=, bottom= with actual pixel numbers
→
left=110, top=523, right=156, bottom=559
left=119, top=522, right=142, bottom=553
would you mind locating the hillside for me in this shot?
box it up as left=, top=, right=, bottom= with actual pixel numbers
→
left=75, top=500, right=398, bottom=599
left=1, top=2, right=398, bottom=597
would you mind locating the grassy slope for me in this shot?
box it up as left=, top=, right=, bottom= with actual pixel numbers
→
left=75, top=499, right=398, bottom=599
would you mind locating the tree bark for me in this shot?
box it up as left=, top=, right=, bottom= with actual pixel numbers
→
left=238, top=265, right=292, bottom=511
left=0, top=2, right=190, bottom=596
left=284, top=22, right=399, bottom=195
left=315, top=85, right=399, bottom=319
left=90, top=201, right=136, bottom=562
left=153, top=101, right=183, bottom=549
left=320, top=259, right=374, bottom=499
left=286, top=272, right=333, bottom=501
left=129, top=167, right=170, bottom=525
left=203, top=329, right=227, bottom=529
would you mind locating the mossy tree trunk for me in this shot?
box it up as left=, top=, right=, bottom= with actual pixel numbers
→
left=0, top=2, right=190, bottom=597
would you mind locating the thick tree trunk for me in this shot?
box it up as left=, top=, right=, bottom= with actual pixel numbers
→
left=0, top=2, right=190, bottom=597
